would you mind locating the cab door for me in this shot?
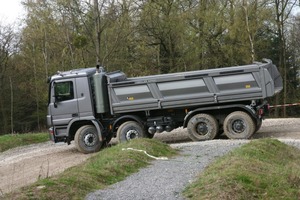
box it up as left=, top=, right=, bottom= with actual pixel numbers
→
left=48, top=79, right=79, bottom=126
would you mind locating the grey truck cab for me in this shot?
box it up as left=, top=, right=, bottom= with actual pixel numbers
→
left=47, top=59, right=282, bottom=153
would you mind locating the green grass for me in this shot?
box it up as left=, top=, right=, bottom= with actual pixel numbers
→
left=0, top=133, right=49, bottom=152
left=183, top=139, right=300, bottom=200
left=4, top=138, right=177, bottom=200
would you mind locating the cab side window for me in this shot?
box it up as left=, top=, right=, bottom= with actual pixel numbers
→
left=54, top=81, right=74, bottom=101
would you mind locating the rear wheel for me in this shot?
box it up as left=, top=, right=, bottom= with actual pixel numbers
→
left=223, top=111, right=255, bottom=139
left=117, top=121, right=146, bottom=143
left=74, top=125, right=102, bottom=153
left=187, top=113, right=218, bottom=141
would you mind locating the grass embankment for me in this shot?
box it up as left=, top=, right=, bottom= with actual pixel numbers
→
left=184, top=139, right=300, bottom=200
left=4, top=138, right=177, bottom=200
left=0, top=133, right=49, bottom=152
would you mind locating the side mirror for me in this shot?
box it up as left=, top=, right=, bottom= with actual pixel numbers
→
left=53, top=94, right=63, bottom=108
left=52, top=82, right=57, bottom=108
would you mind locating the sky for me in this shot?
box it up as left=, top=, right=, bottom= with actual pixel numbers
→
left=0, top=0, right=24, bottom=25
left=0, top=0, right=299, bottom=26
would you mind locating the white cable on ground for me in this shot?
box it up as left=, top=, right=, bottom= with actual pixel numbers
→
left=122, top=148, right=168, bottom=160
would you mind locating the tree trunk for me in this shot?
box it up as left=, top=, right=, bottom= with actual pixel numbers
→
left=32, top=43, right=41, bottom=131
left=94, top=0, right=101, bottom=65
left=9, top=77, right=13, bottom=134
left=242, top=0, right=255, bottom=63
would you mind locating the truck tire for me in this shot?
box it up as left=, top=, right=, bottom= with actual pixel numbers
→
left=223, top=111, right=255, bottom=139
left=187, top=114, right=218, bottom=141
left=74, top=125, right=102, bottom=154
left=117, top=121, right=146, bottom=143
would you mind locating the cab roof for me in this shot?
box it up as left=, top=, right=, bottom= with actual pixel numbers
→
left=49, top=67, right=96, bottom=82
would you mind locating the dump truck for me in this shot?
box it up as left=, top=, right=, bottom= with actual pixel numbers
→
left=47, top=59, right=282, bottom=153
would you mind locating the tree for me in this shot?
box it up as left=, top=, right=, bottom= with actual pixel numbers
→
left=285, top=14, right=300, bottom=116
left=0, top=23, right=17, bottom=134
left=139, top=0, right=185, bottom=73
left=273, top=0, right=299, bottom=117
left=1, top=0, right=299, bottom=135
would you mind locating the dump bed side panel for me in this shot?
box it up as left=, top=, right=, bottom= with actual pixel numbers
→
left=263, top=61, right=283, bottom=94
left=106, top=62, right=282, bottom=114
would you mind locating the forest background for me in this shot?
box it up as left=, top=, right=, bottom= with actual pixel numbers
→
left=0, top=0, right=300, bottom=135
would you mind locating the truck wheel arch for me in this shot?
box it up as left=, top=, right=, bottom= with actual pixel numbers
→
left=112, top=115, right=145, bottom=132
left=67, top=119, right=103, bottom=142
left=183, top=104, right=257, bottom=128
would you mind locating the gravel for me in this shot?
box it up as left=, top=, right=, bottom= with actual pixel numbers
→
left=85, top=138, right=300, bottom=200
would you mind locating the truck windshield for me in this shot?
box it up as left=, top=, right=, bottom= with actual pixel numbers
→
left=54, top=81, right=74, bottom=101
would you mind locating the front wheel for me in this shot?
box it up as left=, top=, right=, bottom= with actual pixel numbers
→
left=117, top=121, right=146, bottom=143
left=187, top=113, right=218, bottom=141
left=223, top=111, right=255, bottom=139
left=74, top=125, right=102, bottom=154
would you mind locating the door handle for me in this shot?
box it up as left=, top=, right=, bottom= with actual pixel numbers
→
left=72, top=113, right=79, bottom=117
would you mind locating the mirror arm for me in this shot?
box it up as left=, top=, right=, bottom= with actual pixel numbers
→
left=53, top=95, right=58, bottom=108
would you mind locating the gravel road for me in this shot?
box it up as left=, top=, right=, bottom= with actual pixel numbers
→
left=0, top=118, right=300, bottom=197
left=85, top=140, right=250, bottom=200
left=85, top=137, right=300, bottom=200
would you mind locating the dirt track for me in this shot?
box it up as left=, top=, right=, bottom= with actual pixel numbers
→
left=0, top=142, right=94, bottom=195
left=0, top=118, right=300, bottom=195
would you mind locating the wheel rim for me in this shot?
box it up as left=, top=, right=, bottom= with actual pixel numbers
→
left=232, top=119, right=246, bottom=134
left=83, top=131, right=96, bottom=147
left=125, top=129, right=139, bottom=140
left=196, top=122, right=209, bottom=136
